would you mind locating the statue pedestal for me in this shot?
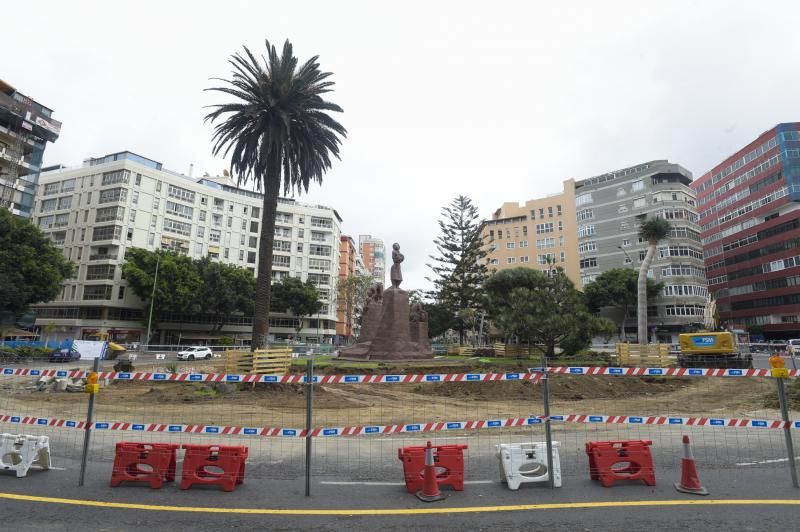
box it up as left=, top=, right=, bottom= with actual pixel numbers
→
left=366, top=288, right=432, bottom=360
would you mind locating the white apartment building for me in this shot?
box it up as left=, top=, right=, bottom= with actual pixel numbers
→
left=33, top=151, right=343, bottom=345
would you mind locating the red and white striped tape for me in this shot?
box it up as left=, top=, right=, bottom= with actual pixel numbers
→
left=2, top=366, right=797, bottom=383
left=2, top=412, right=795, bottom=437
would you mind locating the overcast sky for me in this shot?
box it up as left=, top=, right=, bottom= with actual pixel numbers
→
left=4, top=1, right=800, bottom=290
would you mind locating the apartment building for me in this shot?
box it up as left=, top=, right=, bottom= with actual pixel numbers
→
left=336, top=235, right=368, bottom=343
left=0, top=79, right=61, bottom=218
left=574, top=161, right=706, bottom=342
left=692, top=123, right=800, bottom=338
left=33, top=151, right=343, bottom=344
left=358, top=234, right=386, bottom=285
left=482, top=179, right=580, bottom=287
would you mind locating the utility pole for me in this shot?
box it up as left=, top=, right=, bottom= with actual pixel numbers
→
left=144, top=254, right=160, bottom=352
left=618, top=246, right=634, bottom=268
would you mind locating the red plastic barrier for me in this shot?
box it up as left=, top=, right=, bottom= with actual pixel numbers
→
left=110, top=442, right=178, bottom=489
left=398, top=443, right=468, bottom=493
left=585, top=440, right=655, bottom=488
left=180, top=444, right=248, bottom=492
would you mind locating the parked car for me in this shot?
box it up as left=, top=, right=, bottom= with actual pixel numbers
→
left=788, top=339, right=800, bottom=355
left=176, top=346, right=213, bottom=360
left=49, top=346, right=81, bottom=363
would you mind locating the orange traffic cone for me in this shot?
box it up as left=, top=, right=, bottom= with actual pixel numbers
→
left=675, top=435, right=709, bottom=496
left=416, top=441, right=446, bottom=502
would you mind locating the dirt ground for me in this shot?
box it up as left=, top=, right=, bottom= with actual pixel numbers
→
left=0, top=360, right=788, bottom=429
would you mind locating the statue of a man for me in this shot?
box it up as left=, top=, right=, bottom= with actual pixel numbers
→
left=390, top=243, right=404, bottom=288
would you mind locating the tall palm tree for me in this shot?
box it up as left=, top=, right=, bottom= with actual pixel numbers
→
left=636, top=217, right=671, bottom=344
left=205, top=40, right=346, bottom=349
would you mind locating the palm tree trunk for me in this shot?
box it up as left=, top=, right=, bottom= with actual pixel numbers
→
left=637, top=243, right=656, bottom=344
left=252, top=167, right=282, bottom=350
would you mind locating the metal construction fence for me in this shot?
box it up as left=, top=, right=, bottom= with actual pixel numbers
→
left=1, top=361, right=798, bottom=490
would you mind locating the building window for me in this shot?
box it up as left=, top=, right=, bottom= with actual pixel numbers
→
left=247, top=252, right=256, bottom=264
left=118, top=286, right=125, bottom=300
left=252, top=207, right=260, bottom=218
left=576, top=193, right=593, bottom=206
left=135, top=173, right=142, bottom=186
left=622, top=239, right=630, bottom=247
left=168, top=184, right=195, bottom=203
left=148, top=232, right=155, bottom=245
left=633, top=197, right=646, bottom=209
left=195, top=243, right=203, bottom=255
left=239, top=250, right=245, bottom=261
left=578, top=224, right=595, bottom=238
left=196, top=227, right=205, bottom=238
left=250, top=221, right=259, bottom=233
left=209, top=229, right=221, bottom=243
left=631, top=180, right=644, bottom=192
left=579, top=257, right=598, bottom=269
left=548, top=206, right=553, bottom=218
left=166, top=201, right=193, bottom=219
left=578, top=241, right=597, bottom=253
left=101, top=170, right=129, bottom=186
left=507, top=257, right=516, bottom=264
left=558, top=221, right=563, bottom=231
left=519, top=240, right=528, bottom=248
left=520, top=256, right=529, bottom=263
left=156, top=181, right=162, bottom=192
left=129, top=210, right=136, bottom=223
left=249, top=236, right=258, bottom=248
left=535, top=223, right=554, bottom=234
left=557, top=205, right=562, bottom=216
left=539, top=208, right=545, bottom=219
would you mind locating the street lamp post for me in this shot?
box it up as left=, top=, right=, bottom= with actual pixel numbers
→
left=144, top=255, right=160, bottom=352
left=618, top=246, right=633, bottom=267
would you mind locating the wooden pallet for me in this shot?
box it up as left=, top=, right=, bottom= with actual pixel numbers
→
left=616, top=343, right=672, bottom=367
left=217, top=347, right=292, bottom=375
left=493, top=343, right=527, bottom=357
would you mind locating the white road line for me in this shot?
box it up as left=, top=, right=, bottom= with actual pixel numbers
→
left=736, top=456, right=800, bottom=466
left=319, top=480, right=495, bottom=486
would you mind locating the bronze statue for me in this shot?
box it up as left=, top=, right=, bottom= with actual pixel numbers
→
left=390, top=243, right=404, bottom=288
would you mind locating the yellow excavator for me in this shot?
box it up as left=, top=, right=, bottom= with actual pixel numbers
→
left=677, top=331, right=753, bottom=369
left=676, top=296, right=753, bottom=369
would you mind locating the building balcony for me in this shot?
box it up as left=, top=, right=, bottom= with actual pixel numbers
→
left=89, top=253, right=118, bottom=261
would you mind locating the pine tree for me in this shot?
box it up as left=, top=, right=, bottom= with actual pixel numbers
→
left=426, top=196, right=489, bottom=344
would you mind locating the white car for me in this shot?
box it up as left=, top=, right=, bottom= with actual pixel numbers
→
left=788, top=339, right=800, bottom=355
left=177, top=346, right=213, bottom=360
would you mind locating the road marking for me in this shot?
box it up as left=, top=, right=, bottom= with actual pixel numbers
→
left=736, top=456, right=800, bottom=466
left=320, top=480, right=495, bottom=486
left=0, top=493, right=798, bottom=515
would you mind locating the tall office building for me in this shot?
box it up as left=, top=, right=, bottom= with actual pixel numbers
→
left=574, top=161, right=706, bottom=342
left=482, top=179, right=580, bottom=287
left=33, top=151, right=343, bottom=344
left=336, top=235, right=367, bottom=343
left=692, top=123, right=800, bottom=338
left=0, top=80, right=61, bottom=218
left=358, top=234, right=386, bottom=284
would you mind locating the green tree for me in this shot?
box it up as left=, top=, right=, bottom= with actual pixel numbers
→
left=196, top=258, right=256, bottom=332
left=270, top=277, right=322, bottom=336
left=485, top=267, right=613, bottom=359
left=636, top=217, right=671, bottom=343
left=423, top=301, right=458, bottom=340
left=0, top=208, right=74, bottom=315
left=584, top=268, right=664, bottom=341
left=427, top=196, right=489, bottom=343
left=122, top=249, right=202, bottom=338
left=205, top=39, right=346, bottom=349
left=336, top=273, right=373, bottom=342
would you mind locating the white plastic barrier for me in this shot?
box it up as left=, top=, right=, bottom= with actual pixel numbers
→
left=496, top=441, right=561, bottom=489
left=0, top=433, right=52, bottom=478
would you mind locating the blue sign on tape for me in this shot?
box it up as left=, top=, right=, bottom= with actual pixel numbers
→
left=205, top=426, right=220, bottom=433
left=243, top=428, right=258, bottom=435
left=466, top=374, right=481, bottom=381
left=569, top=367, right=584, bottom=374
left=589, top=416, right=603, bottom=422
left=629, top=417, right=643, bottom=423
left=385, top=375, right=400, bottom=382
left=405, top=424, right=421, bottom=432
left=3, top=369, right=12, bottom=375
left=152, top=374, right=167, bottom=380
left=752, top=420, right=767, bottom=427
left=95, top=423, right=109, bottom=429
left=66, top=421, right=76, bottom=427
left=189, top=374, right=203, bottom=381
left=609, top=368, right=623, bottom=374
left=425, top=375, right=441, bottom=382
left=728, top=369, right=743, bottom=376
left=344, top=376, right=359, bottom=382
left=118, top=373, right=131, bottom=379
left=37, top=418, right=47, bottom=425
left=132, top=424, right=145, bottom=431
left=365, top=426, right=380, bottom=433
left=447, top=422, right=462, bottom=429
left=262, top=375, right=278, bottom=382
left=282, top=429, right=297, bottom=436
left=56, top=371, right=67, bottom=377
left=710, top=419, right=725, bottom=426
left=550, top=415, right=564, bottom=421
left=323, top=428, right=338, bottom=436
left=648, top=369, right=663, bottom=375
left=30, top=370, right=40, bottom=376
left=168, top=425, right=183, bottom=432
left=487, top=420, right=502, bottom=427
left=505, top=373, right=520, bottom=380
left=689, top=369, right=703, bottom=375
left=668, top=418, right=683, bottom=424
left=226, top=375, right=240, bottom=382
left=10, top=416, right=20, bottom=422
left=526, top=418, right=542, bottom=424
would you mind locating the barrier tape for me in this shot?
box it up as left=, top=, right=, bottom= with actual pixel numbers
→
left=2, top=366, right=798, bottom=383
left=0, top=367, right=545, bottom=384
left=2, top=413, right=796, bottom=437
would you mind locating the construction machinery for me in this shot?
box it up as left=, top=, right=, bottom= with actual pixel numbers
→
left=677, top=331, right=753, bottom=369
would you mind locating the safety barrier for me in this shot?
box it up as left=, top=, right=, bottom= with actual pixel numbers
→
left=0, top=433, right=51, bottom=477
left=497, top=441, right=562, bottom=489
left=1, top=362, right=798, bottom=493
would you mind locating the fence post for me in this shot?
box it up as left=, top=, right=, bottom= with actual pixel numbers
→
left=541, top=353, right=555, bottom=489
left=775, top=378, right=799, bottom=488
left=78, top=357, right=100, bottom=487
left=305, top=357, right=314, bottom=497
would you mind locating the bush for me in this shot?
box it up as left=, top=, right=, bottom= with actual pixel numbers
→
left=475, top=347, right=496, bottom=357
